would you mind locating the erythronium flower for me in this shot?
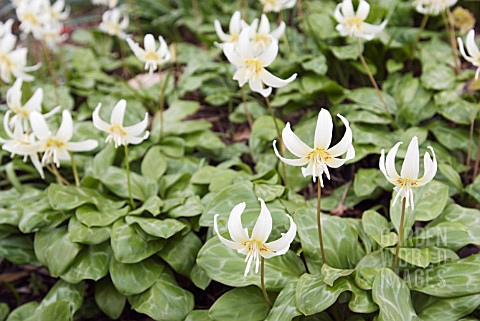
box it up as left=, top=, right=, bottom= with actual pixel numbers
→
left=260, top=0, right=296, bottom=13
left=214, top=11, right=248, bottom=47
left=16, top=0, right=45, bottom=35
left=379, top=136, right=437, bottom=210
left=99, top=8, right=129, bottom=39
left=334, top=0, right=387, bottom=41
left=214, top=198, right=297, bottom=277
left=458, top=29, right=480, bottom=80
left=223, top=28, right=297, bottom=97
left=273, top=108, right=355, bottom=187
left=1, top=112, right=44, bottom=178
left=29, top=110, right=98, bottom=167
left=248, top=14, right=285, bottom=53
left=126, top=34, right=171, bottom=74
left=92, top=99, right=149, bottom=148
left=92, top=0, right=118, bottom=8
left=6, top=79, right=59, bottom=130
left=413, top=0, right=457, bottom=15
left=0, top=33, right=39, bottom=83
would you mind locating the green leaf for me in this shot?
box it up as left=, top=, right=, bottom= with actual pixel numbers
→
left=129, top=270, right=194, bottom=321
left=197, top=237, right=305, bottom=291
left=61, top=242, right=111, bottom=283
left=354, top=169, right=380, bottom=197
left=185, top=310, right=211, bottom=321
left=265, top=282, right=301, bottom=321
left=362, top=210, right=390, bottom=237
left=209, top=286, right=270, bottom=321
left=110, top=256, right=165, bottom=296
left=24, top=301, right=72, bottom=321
left=34, top=226, right=83, bottom=277
left=414, top=181, right=449, bottom=221
left=141, top=146, right=168, bottom=181
left=125, top=216, right=187, bottom=239
left=302, top=55, right=328, bottom=75
left=129, top=195, right=163, bottom=216
left=37, top=280, right=85, bottom=313
left=421, top=63, right=455, bottom=91
left=372, top=269, right=419, bottom=321
left=158, top=232, right=202, bottom=276
left=75, top=204, right=129, bottom=227
left=95, top=277, right=126, bottom=319
left=98, top=166, right=158, bottom=201
left=348, top=88, right=397, bottom=114
left=321, top=264, right=354, bottom=287
left=168, top=195, right=204, bottom=218
left=295, top=208, right=365, bottom=272
left=5, top=302, right=39, bottom=321
left=190, top=264, right=211, bottom=290
left=110, top=219, right=165, bottom=263
left=254, top=184, right=285, bottom=202
left=0, top=303, right=9, bottom=321
left=19, top=197, right=70, bottom=233
left=387, top=247, right=431, bottom=268
left=0, top=234, right=38, bottom=265
left=438, top=163, right=463, bottom=192
left=418, top=294, right=480, bottom=321
left=68, top=217, right=110, bottom=245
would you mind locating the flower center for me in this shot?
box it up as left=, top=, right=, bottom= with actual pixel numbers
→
left=306, top=148, right=331, bottom=162
left=243, top=239, right=268, bottom=254
left=261, top=0, right=277, bottom=6
left=244, top=59, right=263, bottom=74
left=145, top=51, right=158, bottom=61
left=0, top=54, right=13, bottom=70
left=110, top=124, right=127, bottom=136
left=396, top=178, right=418, bottom=188
left=45, top=138, right=66, bottom=149
left=21, top=12, right=40, bottom=26
left=254, top=34, right=270, bottom=44
left=346, top=16, right=364, bottom=29
left=230, top=33, right=239, bottom=43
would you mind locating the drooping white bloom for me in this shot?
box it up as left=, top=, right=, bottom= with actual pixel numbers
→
left=33, top=21, right=67, bottom=48
left=99, top=8, right=129, bottom=39
left=93, top=99, right=149, bottom=148
left=214, top=198, right=297, bottom=277
left=126, top=34, right=170, bottom=74
left=16, top=0, right=47, bottom=35
left=1, top=111, right=45, bottom=178
left=260, top=0, right=296, bottom=13
left=273, top=108, right=355, bottom=186
left=458, top=29, right=480, bottom=80
left=214, top=11, right=249, bottom=47
left=29, top=110, right=99, bottom=167
left=0, top=34, right=39, bottom=83
left=379, top=137, right=437, bottom=209
left=92, top=0, right=118, bottom=8
left=47, top=0, right=70, bottom=21
left=248, top=14, right=285, bottom=54
left=334, top=0, right=387, bottom=41
left=223, top=28, right=297, bottom=97
left=413, top=0, right=457, bottom=16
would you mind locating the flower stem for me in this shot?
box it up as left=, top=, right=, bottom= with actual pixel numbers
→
left=47, top=163, right=69, bottom=186
left=41, top=41, right=59, bottom=104
left=124, top=144, right=136, bottom=209
left=317, top=180, right=327, bottom=265
left=159, top=67, right=172, bottom=139
left=473, top=119, right=480, bottom=179
left=260, top=257, right=272, bottom=308
left=443, top=8, right=460, bottom=74
left=70, top=152, right=80, bottom=186
left=241, top=87, right=253, bottom=130
left=412, top=14, right=429, bottom=56
left=265, top=96, right=288, bottom=187
left=393, top=198, right=407, bottom=273
left=355, top=39, right=391, bottom=118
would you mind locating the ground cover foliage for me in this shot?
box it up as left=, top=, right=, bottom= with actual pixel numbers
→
left=1, top=0, right=480, bottom=320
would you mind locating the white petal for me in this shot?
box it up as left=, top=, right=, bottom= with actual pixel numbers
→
left=400, top=136, right=419, bottom=180
left=466, top=29, right=480, bottom=58
left=111, top=99, right=126, bottom=125
left=386, top=142, right=402, bottom=180
left=29, top=111, right=52, bottom=140
left=30, top=153, right=45, bottom=179
left=282, top=123, right=312, bottom=157
left=124, top=113, right=149, bottom=137
left=229, top=11, right=242, bottom=34
left=258, top=38, right=278, bottom=66
left=144, top=34, right=156, bottom=53
left=416, top=147, right=437, bottom=186
left=214, top=19, right=229, bottom=42
left=92, top=103, right=111, bottom=132
left=249, top=77, right=271, bottom=97
left=314, top=109, right=333, bottom=149
left=237, top=28, right=253, bottom=59
left=56, top=110, right=73, bottom=142
left=325, top=157, right=348, bottom=169
left=251, top=198, right=272, bottom=242
left=356, top=0, right=370, bottom=20
left=23, top=87, right=43, bottom=113
left=67, top=140, right=98, bottom=152
left=258, top=14, right=270, bottom=34
left=260, top=69, right=296, bottom=89
left=223, top=43, right=242, bottom=66
left=326, top=113, right=353, bottom=157
left=271, top=22, right=285, bottom=39
left=341, top=0, right=355, bottom=17
left=379, top=149, right=397, bottom=184
left=227, top=202, right=249, bottom=243
left=265, top=214, right=296, bottom=255
left=214, top=214, right=244, bottom=250
left=273, top=140, right=310, bottom=166
left=333, top=3, right=345, bottom=22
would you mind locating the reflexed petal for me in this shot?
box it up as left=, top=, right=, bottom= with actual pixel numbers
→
left=214, top=20, right=229, bottom=42
left=237, top=28, right=253, bottom=59
left=128, top=132, right=149, bottom=145
left=258, top=38, right=278, bottom=66
left=227, top=202, right=249, bottom=243
left=282, top=123, right=312, bottom=157
left=92, top=103, right=111, bottom=132
left=251, top=198, right=272, bottom=242
left=23, top=88, right=43, bottom=113
left=333, top=3, right=344, bottom=22
left=229, top=11, right=242, bottom=34
left=30, top=153, right=45, bottom=179
left=144, top=34, right=156, bottom=53
left=223, top=43, right=243, bottom=66
left=273, top=140, right=310, bottom=166
left=360, top=21, right=387, bottom=38
left=400, top=136, right=419, bottom=180
left=270, top=22, right=285, bottom=39
left=214, top=214, right=244, bottom=250
left=341, top=0, right=355, bottom=17
left=326, top=113, right=353, bottom=157
left=249, top=77, right=271, bottom=97
left=476, top=68, right=480, bottom=80
left=458, top=37, right=475, bottom=63
left=416, top=147, right=437, bottom=186
left=356, top=0, right=370, bottom=20
left=260, top=69, right=296, bottom=88
left=67, top=140, right=98, bottom=152
left=386, top=142, right=402, bottom=180
left=258, top=14, right=270, bottom=34
left=379, top=149, right=397, bottom=184
left=126, top=37, right=144, bottom=59
left=124, top=113, right=149, bottom=137
left=314, top=109, right=333, bottom=149
left=56, top=110, right=73, bottom=142
left=29, top=111, right=52, bottom=140
left=111, top=99, right=126, bottom=125
left=325, top=157, right=348, bottom=169
left=466, top=30, right=480, bottom=58
left=265, top=214, right=296, bottom=255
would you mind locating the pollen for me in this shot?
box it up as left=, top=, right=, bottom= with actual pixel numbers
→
left=145, top=51, right=158, bottom=61
left=110, top=124, right=127, bottom=136
left=244, top=59, right=263, bottom=74
left=306, top=148, right=331, bottom=161
left=45, top=138, right=66, bottom=149
left=396, top=178, right=418, bottom=187
left=346, top=16, right=364, bottom=28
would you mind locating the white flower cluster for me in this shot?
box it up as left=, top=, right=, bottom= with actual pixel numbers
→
left=98, top=0, right=129, bottom=39
left=13, top=0, right=69, bottom=47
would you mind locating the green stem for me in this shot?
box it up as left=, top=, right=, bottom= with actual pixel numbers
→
left=47, top=163, right=69, bottom=186
left=241, top=87, right=253, bottom=130
left=393, top=198, right=407, bottom=273
left=317, top=180, right=327, bottom=265
left=260, top=257, right=272, bottom=308
left=443, top=8, right=460, bottom=74
left=356, top=39, right=392, bottom=118
left=70, top=152, right=80, bottom=186
left=41, top=42, right=59, bottom=104
left=159, top=67, right=172, bottom=139
left=265, top=96, right=288, bottom=187
left=412, top=14, right=429, bottom=56
left=124, top=144, right=136, bottom=209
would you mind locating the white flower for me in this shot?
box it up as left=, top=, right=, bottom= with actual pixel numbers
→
left=334, top=0, right=387, bottom=41
left=248, top=14, right=285, bottom=54
left=33, top=22, right=68, bottom=48
left=29, top=110, right=98, bottom=167
left=413, top=0, right=457, bottom=16
left=1, top=112, right=45, bottom=178
left=0, top=19, right=14, bottom=38
left=223, top=28, right=296, bottom=97
left=93, top=99, right=149, bottom=148
left=273, top=108, right=355, bottom=186
left=214, top=11, right=249, bottom=47
left=126, top=34, right=171, bottom=74
left=16, top=0, right=46, bottom=35
left=0, top=34, right=39, bottom=83
left=99, top=8, right=129, bottom=39
left=214, top=198, right=297, bottom=277
left=47, top=0, right=70, bottom=21
left=260, top=0, right=296, bottom=13
left=379, top=136, right=437, bottom=209
left=92, top=0, right=118, bottom=8
left=458, top=29, right=480, bottom=80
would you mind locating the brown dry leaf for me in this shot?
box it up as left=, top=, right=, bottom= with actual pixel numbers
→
left=0, top=271, right=30, bottom=283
